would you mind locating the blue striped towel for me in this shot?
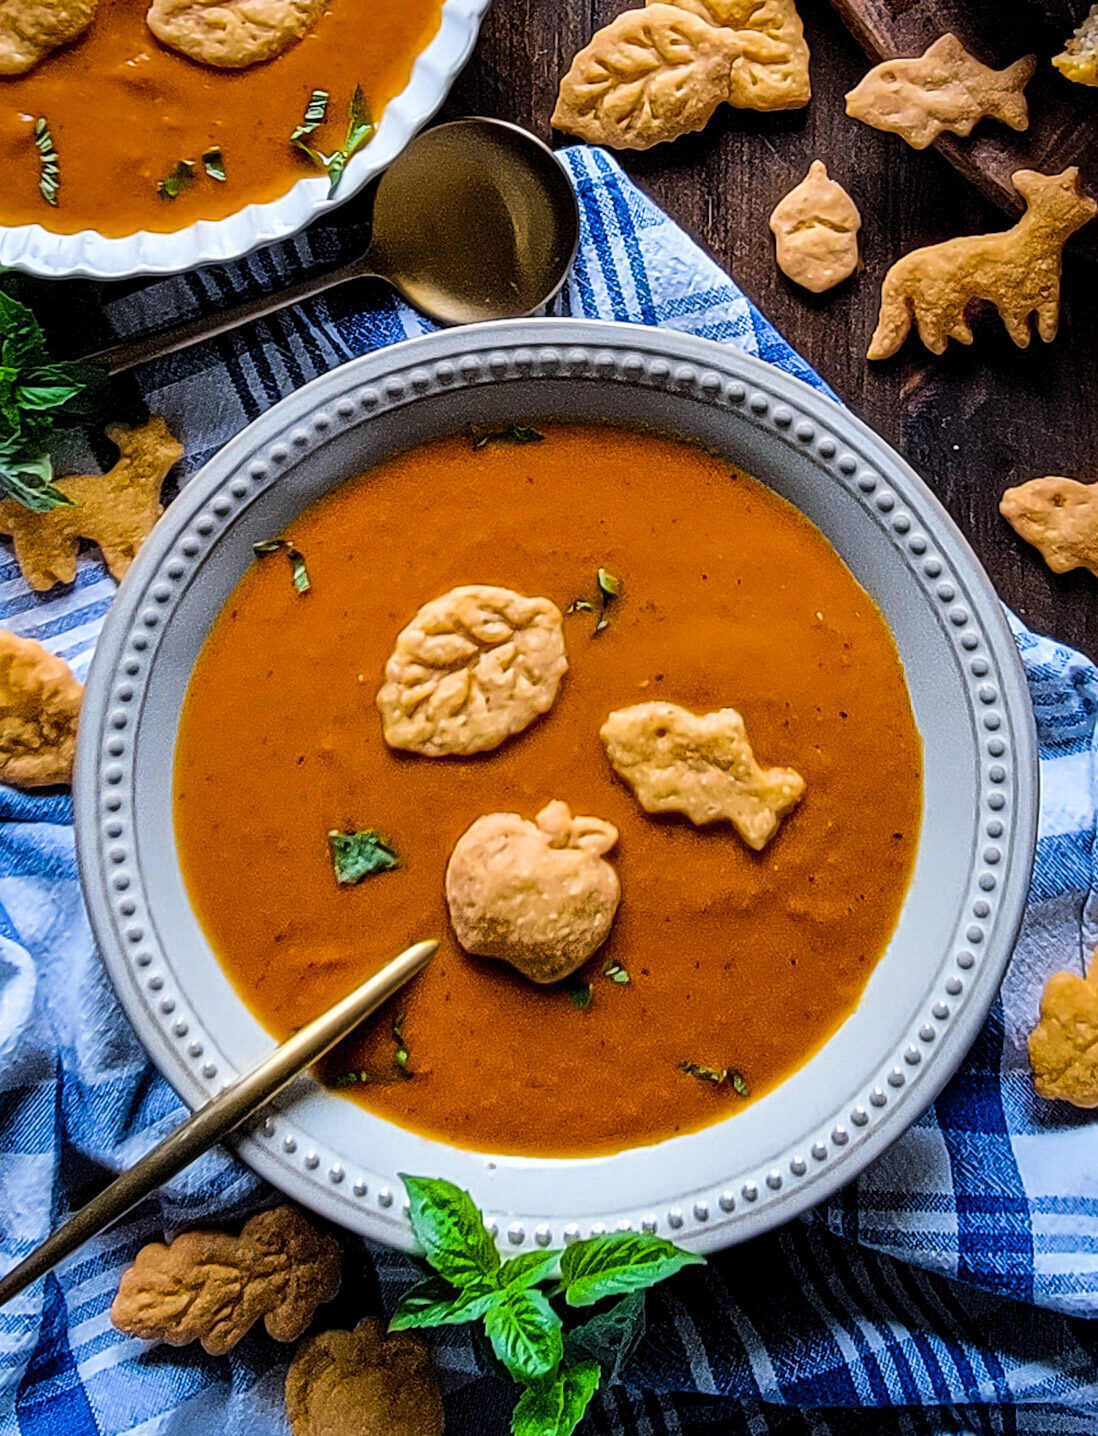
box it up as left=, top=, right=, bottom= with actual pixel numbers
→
left=0, top=147, right=1095, bottom=1436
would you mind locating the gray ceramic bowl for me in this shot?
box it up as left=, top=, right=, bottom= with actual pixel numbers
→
left=74, top=320, right=1038, bottom=1254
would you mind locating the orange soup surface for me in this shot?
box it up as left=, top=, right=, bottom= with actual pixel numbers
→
left=174, top=424, right=923, bottom=1157
left=0, top=0, right=441, bottom=234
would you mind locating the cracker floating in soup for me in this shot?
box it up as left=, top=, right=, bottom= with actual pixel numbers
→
left=377, top=584, right=568, bottom=757
left=446, top=800, right=621, bottom=984
left=600, top=700, right=805, bottom=850
left=0, top=0, right=96, bottom=74
left=147, top=0, right=326, bottom=68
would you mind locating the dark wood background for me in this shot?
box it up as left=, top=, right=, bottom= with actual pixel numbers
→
left=440, top=0, right=1098, bottom=657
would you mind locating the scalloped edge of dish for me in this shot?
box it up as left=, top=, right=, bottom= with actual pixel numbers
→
left=0, top=0, right=491, bottom=280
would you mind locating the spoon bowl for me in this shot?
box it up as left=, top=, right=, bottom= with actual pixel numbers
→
left=95, top=119, right=581, bottom=375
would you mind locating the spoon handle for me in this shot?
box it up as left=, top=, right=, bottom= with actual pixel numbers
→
left=0, top=939, right=437, bottom=1310
left=88, top=256, right=379, bottom=377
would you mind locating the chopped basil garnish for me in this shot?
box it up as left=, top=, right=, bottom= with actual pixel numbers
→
left=252, top=537, right=310, bottom=593
left=203, top=146, right=226, bottom=182
left=328, top=829, right=400, bottom=885
left=158, top=159, right=194, bottom=200
left=471, top=425, right=546, bottom=451
left=291, top=89, right=329, bottom=146
left=568, top=567, right=624, bottom=636
left=291, top=85, right=375, bottom=197
left=34, top=119, right=59, bottom=207
left=679, top=1061, right=750, bottom=1097
left=331, top=1010, right=412, bottom=1088
left=602, top=959, right=630, bottom=985
left=565, top=975, right=592, bottom=1010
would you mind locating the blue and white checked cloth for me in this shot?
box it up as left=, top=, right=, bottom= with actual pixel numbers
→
left=0, top=147, right=1096, bottom=1436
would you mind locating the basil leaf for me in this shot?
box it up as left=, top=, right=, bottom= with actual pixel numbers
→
left=291, top=88, right=329, bottom=144
left=602, top=960, right=629, bottom=985
left=500, top=1249, right=559, bottom=1291
left=389, top=1274, right=499, bottom=1331
left=559, top=1233, right=704, bottom=1308
left=15, top=382, right=82, bottom=412
left=564, top=975, right=591, bottom=1010
left=510, top=1360, right=600, bottom=1436
left=34, top=119, right=59, bottom=207
left=564, top=1291, right=646, bottom=1384
left=597, top=568, right=622, bottom=601
left=679, top=1061, right=726, bottom=1085
left=400, top=1175, right=502, bottom=1288
left=730, top=1069, right=750, bottom=1098
left=471, top=426, right=545, bottom=451
left=203, top=146, right=226, bottom=182
left=484, top=1287, right=563, bottom=1386
left=326, top=85, right=375, bottom=197
left=0, top=452, right=73, bottom=511
left=252, top=537, right=310, bottom=593
left=327, top=829, right=399, bottom=885
left=158, top=159, right=194, bottom=199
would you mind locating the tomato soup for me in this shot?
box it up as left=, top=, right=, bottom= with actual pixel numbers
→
left=0, top=0, right=441, bottom=234
left=174, top=424, right=922, bottom=1157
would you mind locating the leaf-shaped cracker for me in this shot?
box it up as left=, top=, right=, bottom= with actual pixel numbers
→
left=376, top=584, right=567, bottom=756
left=285, top=1319, right=444, bottom=1436
left=647, top=0, right=811, bottom=109
left=0, top=631, right=82, bottom=787
left=600, top=700, right=805, bottom=850
left=1000, top=475, right=1098, bottom=578
left=552, top=5, right=747, bottom=150
left=111, top=1205, right=341, bottom=1356
left=1028, top=949, right=1098, bottom=1106
left=0, top=416, right=183, bottom=591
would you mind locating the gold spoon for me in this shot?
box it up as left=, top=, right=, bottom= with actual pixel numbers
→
left=0, top=939, right=438, bottom=1309
left=91, top=119, right=580, bottom=376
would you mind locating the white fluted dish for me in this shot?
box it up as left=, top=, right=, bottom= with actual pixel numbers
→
left=0, top=0, right=491, bottom=281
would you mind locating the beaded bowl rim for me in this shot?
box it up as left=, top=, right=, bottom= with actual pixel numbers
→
left=74, top=319, right=1038, bottom=1253
left=0, top=0, right=491, bottom=280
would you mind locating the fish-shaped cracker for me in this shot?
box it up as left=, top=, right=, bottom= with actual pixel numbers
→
left=846, top=34, right=1036, bottom=150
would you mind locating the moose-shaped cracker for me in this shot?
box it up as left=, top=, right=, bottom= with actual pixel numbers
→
left=285, top=1319, right=444, bottom=1436
left=868, top=167, right=1096, bottom=359
left=1029, top=948, right=1098, bottom=1107
left=1000, top=475, right=1098, bottom=579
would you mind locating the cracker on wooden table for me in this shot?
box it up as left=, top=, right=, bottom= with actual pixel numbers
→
left=1029, top=949, right=1098, bottom=1107
left=769, top=160, right=861, bottom=293
left=552, top=0, right=808, bottom=151
left=1000, top=476, right=1098, bottom=578
left=110, top=1205, right=341, bottom=1355
left=868, top=168, right=1096, bottom=359
left=0, top=416, right=183, bottom=591
left=846, top=34, right=1035, bottom=150
left=0, top=631, right=82, bottom=788
left=285, top=1319, right=444, bottom=1436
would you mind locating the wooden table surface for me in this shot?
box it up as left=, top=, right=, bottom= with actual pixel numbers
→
left=441, top=0, right=1098, bottom=659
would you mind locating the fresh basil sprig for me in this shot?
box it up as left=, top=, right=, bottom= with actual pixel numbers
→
left=0, top=290, right=108, bottom=512
left=391, top=1175, right=704, bottom=1436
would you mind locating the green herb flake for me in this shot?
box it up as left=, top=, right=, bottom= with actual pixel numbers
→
left=157, top=159, right=194, bottom=200
left=291, top=88, right=329, bottom=144
left=392, top=1010, right=413, bottom=1078
left=564, top=975, right=592, bottom=1010
left=34, top=119, right=59, bottom=207
left=597, top=568, right=623, bottom=600
left=203, top=146, right=226, bottom=182
left=566, top=599, right=595, bottom=615
left=471, top=425, right=546, bottom=451
left=327, top=829, right=400, bottom=886
left=679, top=1061, right=750, bottom=1097
left=330, top=1069, right=375, bottom=1089
left=252, top=537, right=310, bottom=593
left=569, top=567, right=624, bottom=636
left=602, top=960, right=630, bottom=985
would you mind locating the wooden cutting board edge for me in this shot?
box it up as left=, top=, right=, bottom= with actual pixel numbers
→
left=825, top=0, right=1098, bottom=260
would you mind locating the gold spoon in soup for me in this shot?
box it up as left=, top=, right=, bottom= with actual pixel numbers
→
left=92, top=119, right=581, bottom=375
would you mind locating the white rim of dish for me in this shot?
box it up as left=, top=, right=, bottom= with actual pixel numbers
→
left=0, top=0, right=492, bottom=281
left=75, top=321, right=1038, bottom=1254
